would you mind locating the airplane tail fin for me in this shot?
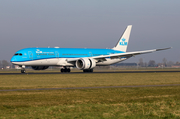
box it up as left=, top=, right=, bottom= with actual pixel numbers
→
left=113, top=25, right=132, bottom=52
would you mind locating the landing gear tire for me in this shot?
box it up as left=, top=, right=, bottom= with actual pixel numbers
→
left=61, top=68, right=71, bottom=73
left=61, top=68, right=64, bottom=73
left=21, top=69, right=26, bottom=73
left=67, top=68, right=70, bottom=72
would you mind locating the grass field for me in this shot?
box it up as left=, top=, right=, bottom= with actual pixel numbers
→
left=0, top=71, right=180, bottom=118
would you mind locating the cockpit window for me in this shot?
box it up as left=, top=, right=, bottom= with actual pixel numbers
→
left=14, top=53, right=23, bottom=56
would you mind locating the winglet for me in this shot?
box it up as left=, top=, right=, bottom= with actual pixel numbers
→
left=113, top=25, right=132, bottom=52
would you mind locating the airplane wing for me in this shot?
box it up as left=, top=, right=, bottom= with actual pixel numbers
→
left=66, top=47, right=171, bottom=62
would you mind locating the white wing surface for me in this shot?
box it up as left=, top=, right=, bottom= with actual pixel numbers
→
left=94, top=47, right=171, bottom=59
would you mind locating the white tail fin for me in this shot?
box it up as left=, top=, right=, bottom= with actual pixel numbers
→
left=113, top=25, right=132, bottom=52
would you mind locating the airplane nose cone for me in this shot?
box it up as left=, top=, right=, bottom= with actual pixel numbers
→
left=10, top=56, right=16, bottom=62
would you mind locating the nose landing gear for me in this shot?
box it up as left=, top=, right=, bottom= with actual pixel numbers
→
left=21, top=65, right=26, bottom=73
left=21, top=69, right=26, bottom=73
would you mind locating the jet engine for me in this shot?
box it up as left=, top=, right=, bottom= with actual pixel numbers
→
left=31, top=66, right=49, bottom=70
left=76, top=58, right=96, bottom=70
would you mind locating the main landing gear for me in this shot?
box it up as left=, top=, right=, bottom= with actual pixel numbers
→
left=60, top=67, right=93, bottom=73
left=61, top=67, right=71, bottom=73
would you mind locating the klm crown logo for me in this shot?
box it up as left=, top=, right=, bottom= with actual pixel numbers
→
left=119, top=38, right=127, bottom=46
left=36, top=49, right=42, bottom=53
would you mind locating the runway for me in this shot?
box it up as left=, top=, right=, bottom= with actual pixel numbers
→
left=0, top=70, right=180, bottom=75
left=0, top=84, right=180, bottom=92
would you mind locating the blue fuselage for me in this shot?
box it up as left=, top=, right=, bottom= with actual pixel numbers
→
left=11, top=48, right=124, bottom=63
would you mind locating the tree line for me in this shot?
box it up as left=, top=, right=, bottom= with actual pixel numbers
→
left=0, top=60, right=12, bottom=69
left=138, top=58, right=180, bottom=67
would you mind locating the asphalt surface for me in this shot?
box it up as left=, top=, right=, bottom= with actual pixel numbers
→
left=0, top=70, right=180, bottom=75
left=0, top=84, right=180, bottom=92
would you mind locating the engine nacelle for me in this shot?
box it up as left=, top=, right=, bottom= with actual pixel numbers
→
left=76, top=58, right=96, bottom=70
left=31, top=66, right=49, bottom=70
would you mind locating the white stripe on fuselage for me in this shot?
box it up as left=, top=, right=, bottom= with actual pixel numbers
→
left=11, top=57, right=128, bottom=66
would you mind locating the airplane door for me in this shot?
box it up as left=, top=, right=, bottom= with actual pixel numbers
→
left=89, top=52, right=93, bottom=57
left=28, top=51, right=33, bottom=60
left=55, top=51, right=59, bottom=58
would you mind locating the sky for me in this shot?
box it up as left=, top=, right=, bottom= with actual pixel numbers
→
left=0, top=0, right=180, bottom=63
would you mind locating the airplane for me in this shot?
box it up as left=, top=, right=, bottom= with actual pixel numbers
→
left=10, top=25, right=171, bottom=73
